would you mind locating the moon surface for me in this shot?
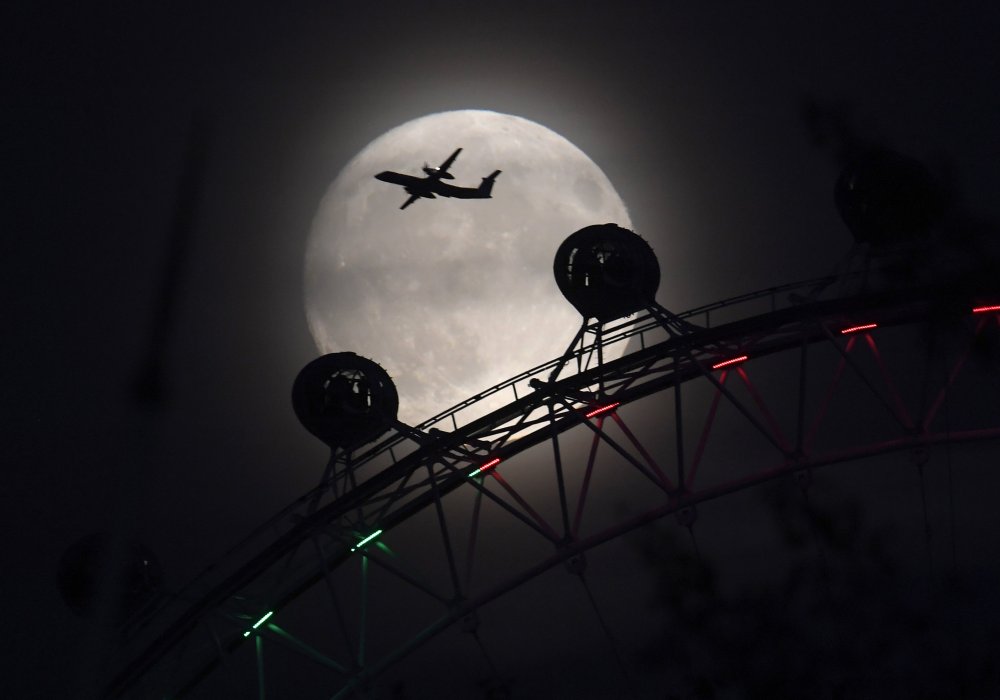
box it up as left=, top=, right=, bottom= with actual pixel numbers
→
left=305, top=109, right=632, bottom=425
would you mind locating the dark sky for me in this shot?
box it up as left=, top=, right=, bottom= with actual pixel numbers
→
left=5, top=2, right=1000, bottom=698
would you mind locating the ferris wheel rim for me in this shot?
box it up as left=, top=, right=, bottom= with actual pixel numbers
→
left=108, top=278, right=998, bottom=698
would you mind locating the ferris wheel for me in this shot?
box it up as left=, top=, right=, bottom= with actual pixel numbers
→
left=103, top=152, right=1000, bottom=698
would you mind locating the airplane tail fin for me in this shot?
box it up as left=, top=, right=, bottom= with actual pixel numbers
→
left=478, top=170, right=502, bottom=197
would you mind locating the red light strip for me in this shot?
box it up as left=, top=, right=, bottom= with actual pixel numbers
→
left=972, top=305, right=1000, bottom=314
left=840, top=323, right=878, bottom=335
left=711, top=355, right=748, bottom=370
left=468, top=457, right=501, bottom=478
left=585, top=402, right=620, bottom=418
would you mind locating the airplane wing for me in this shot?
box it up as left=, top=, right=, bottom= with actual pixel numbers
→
left=437, top=148, right=462, bottom=174
left=400, top=194, right=421, bottom=209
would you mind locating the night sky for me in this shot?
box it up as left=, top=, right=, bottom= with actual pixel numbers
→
left=5, top=2, right=1000, bottom=698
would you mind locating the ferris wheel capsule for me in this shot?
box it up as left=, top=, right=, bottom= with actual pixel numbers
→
left=292, top=352, right=399, bottom=449
left=834, top=149, right=943, bottom=246
left=553, top=223, right=661, bottom=322
left=57, top=532, right=163, bottom=623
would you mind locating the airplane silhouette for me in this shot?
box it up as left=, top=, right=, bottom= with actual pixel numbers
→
left=374, top=148, right=501, bottom=209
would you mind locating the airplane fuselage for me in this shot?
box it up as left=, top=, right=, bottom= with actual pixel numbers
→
left=375, top=167, right=501, bottom=209
left=375, top=171, right=493, bottom=199
left=373, top=147, right=500, bottom=209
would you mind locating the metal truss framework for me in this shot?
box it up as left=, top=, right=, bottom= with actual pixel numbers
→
left=108, top=279, right=1000, bottom=698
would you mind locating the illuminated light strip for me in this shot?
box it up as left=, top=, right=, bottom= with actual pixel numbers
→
left=585, top=402, right=620, bottom=418
left=972, top=305, right=1000, bottom=314
left=468, top=457, right=501, bottom=478
left=349, top=529, right=383, bottom=552
left=711, top=355, right=748, bottom=370
left=243, top=610, right=274, bottom=637
left=840, top=323, right=878, bottom=335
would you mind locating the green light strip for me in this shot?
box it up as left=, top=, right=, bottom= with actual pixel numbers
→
left=243, top=610, right=274, bottom=637
left=350, top=529, right=383, bottom=552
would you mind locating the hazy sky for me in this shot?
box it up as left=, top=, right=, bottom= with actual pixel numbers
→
left=5, top=2, right=1000, bottom=697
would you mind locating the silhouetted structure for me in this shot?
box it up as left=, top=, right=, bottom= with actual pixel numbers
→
left=292, top=352, right=399, bottom=449
left=554, top=223, right=660, bottom=322
left=58, top=532, right=163, bottom=623
left=106, top=157, right=1000, bottom=698
left=835, top=148, right=943, bottom=246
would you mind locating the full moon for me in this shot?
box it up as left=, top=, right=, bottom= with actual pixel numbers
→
left=305, top=109, right=632, bottom=425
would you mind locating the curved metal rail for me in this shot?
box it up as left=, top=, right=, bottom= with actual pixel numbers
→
left=108, top=275, right=1000, bottom=698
